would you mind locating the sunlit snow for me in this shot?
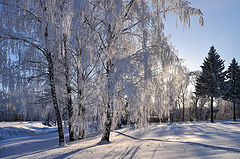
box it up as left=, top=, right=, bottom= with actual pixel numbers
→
left=1, top=121, right=240, bottom=158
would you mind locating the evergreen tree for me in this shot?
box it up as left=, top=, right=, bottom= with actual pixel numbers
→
left=225, top=58, right=240, bottom=121
left=195, top=46, right=225, bottom=123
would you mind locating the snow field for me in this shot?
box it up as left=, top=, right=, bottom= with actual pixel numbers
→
left=0, top=121, right=240, bottom=158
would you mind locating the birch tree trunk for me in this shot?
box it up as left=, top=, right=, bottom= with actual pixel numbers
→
left=77, top=67, right=85, bottom=140
left=182, top=94, right=185, bottom=122
left=63, top=34, right=74, bottom=141
left=44, top=19, right=65, bottom=145
left=101, top=59, right=113, bottom=142
left=47, top=52, right=66, bottom=146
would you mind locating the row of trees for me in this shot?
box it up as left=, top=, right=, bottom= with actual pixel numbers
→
left=195, top=46, right=240, bottom=122
left=0, top=0, right=204, bottom=146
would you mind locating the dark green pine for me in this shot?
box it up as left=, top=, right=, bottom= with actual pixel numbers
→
left=195, top=46, right=225, bottom=123
left=225, top=58, right=240, bottom=121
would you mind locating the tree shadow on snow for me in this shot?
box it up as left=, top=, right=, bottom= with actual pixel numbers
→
left=0, top=135, right=59, bottom=158
left=113, top=130, right=240, bottom=153
left=0, top=132, right=69, bottom=158
left=106, top=145, right=140, bottom=159
left=54, top=136, right=140, bottom=159
left=54, top=143, right=103, bottom=159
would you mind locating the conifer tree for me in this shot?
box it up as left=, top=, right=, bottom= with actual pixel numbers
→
left=195, top=46, right=225, bottom=123
left=225, top=58, right=240, bottom=121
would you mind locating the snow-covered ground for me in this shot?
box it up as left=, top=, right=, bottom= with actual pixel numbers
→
left=0, top=121, right=58, bottom=141
left=1, top=121, right=240, bottom=159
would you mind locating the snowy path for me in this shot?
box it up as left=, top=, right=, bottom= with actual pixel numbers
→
left=1, top=121, right=240, bottom=158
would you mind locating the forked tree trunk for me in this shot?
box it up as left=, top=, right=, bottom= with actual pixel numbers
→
left=63, top=35, right=74, bottom=141
left=47, top=53, right=66, bottom=146
left=65, top=61, right=74, bottom=142
left=76, top=58, right=85, bottom=140
left=210, top=96, right=214, bottom=123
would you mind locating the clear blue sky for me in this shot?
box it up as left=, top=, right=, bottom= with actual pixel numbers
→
left=164, top=0, right=240, bottom=71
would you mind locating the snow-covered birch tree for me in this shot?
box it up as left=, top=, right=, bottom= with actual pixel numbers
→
left=83, top=0, right=204, bottom=142
left=0, top=0, right=204, bottom=145
left=0, top=0, right=75, bottom=146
